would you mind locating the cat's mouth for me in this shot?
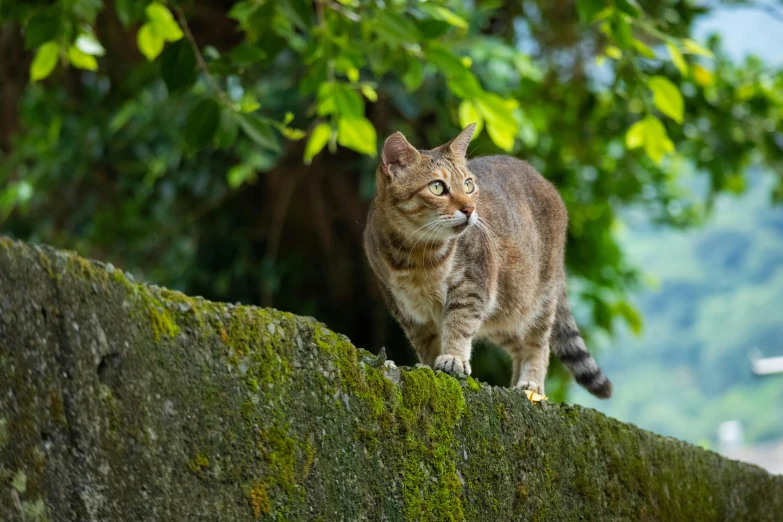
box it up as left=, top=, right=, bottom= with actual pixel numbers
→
left=452, top=222, right=469, bottom=232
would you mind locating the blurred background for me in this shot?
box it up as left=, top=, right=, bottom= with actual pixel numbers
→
left=1, top=1, right=782, bottom=471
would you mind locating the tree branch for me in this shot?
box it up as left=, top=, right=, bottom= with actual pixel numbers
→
left=174, top=6, right=234, bottom=108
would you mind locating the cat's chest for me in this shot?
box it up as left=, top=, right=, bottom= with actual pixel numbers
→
left=389, top=272, right=447, bottom=325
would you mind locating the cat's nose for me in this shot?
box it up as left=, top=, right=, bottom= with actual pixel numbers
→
left=461, top=206, right=475, bottom=218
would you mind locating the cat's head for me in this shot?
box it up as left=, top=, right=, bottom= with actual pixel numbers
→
left=376, top=124, right=478, bottom=241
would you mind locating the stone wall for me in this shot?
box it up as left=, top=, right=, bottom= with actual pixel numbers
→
left=1, top=237, right=781, bottom=521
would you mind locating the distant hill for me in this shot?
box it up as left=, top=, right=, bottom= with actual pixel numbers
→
left=572, top=170, right=783, bottom=448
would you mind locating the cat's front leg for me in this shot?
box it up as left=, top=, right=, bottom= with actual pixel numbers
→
left=435, top=284, right=488, bottom=376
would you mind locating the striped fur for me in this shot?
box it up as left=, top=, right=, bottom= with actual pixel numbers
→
left=363, top=125, right=612, bottom=399
left=551, top=286, right=612, bottom=398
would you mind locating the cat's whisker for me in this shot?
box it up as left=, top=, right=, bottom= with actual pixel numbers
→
left=474, top=218, right=499, bottom=261
left=466, top=141, right=490, bottom=160
left=480, top=221, right=498, bottom=239
left=474, top=221, right=491, bottom=252
left=422, top=221, right=443, bottom=270
left=398, top=219, right=439, bottom=260
left=406, top=220, right=442, bottom=267
left=477, top=216, right=500, bottom=244
left=425, top=220, right=449, bottom=272
left=404, top=219, right=440, bottom=245
left=398, top=219, right=439, bottom=258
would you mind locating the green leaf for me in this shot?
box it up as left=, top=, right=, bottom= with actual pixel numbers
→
left=485, top=122, right=515, bottom=151
left=237, top=113, right=281, bottom=153
left=615, top=0, right=641, bottom=18
left=576, top=0, right=606, bottom=23
left=239, top=94, right=261, bottom=113
left=214, top=110, right=240, bottom=149
left=137, top=23, right=165, bottom=61
left=116, top=0, right=146, bottom=27
left=614, top=301, right=643, bottom=335
left=666, top=43, right=687, bottom=76
left=457, top=100, right=483, bottom=138
left=317, top=83, right=366, bottom=117
left=304, top=123, right=332, bottom=164
left=337, top=117, right=377, bottom=156
left=605, top=45, right=622, bottom=59
left=375, top=13, right=422, bottom=47
left=228, top=1, right=259, bottom=24
left=30, top=41, right=59, bottom=82
left=24, top=12, right=61, bottom=49
left=626, top=115, right=674, bottom=164
left=109, top=102, right=137, bottom=133
left=74, top=33, right=105, bottom=56
left=632, top=39, right=655, bottom=59
left=724, top=174, right=745, bottom=194
left=280, top=0, right=312, bottom=30
left=281, top=128, right=306, bottom=140
left=692, top=64, right=713, bottom=87
left=229, top=44, right=267, bottom=65
left=316, top=83, right=337, bottom=116
left=184, top=99, right=220, bottom=149
left=425, top=47, right=468, bottom=77
left=426, top=46, right=482, bottom=98
left=648, top=75, right=684, bottom=124
left=475, top=94, right=518, bottom=150
left=611, top=16, right=633, bottom=49
left=416, top=19, right=452, bottom=40
left=360, top=85, right=378, bottom=102
left=161, top=39, right=198, bottom=93
left=334, top=86, right=364, bottom=118
left=401, top=59, right=424, bottom=91
left=518, top=115, right=538, bottom=147
left=67, top=46, right=98, bottom=70
left=146, top=2, right=184, bottom=42
left=446, top=71, right=484, bottom=99
left=512, top=53, right=544, bottom=81
left=71, top=0, right=103, bottom=21
left=227, top=163, right=255, bottom=188
left=682, top=39, right=713, bottom=58
left=625, top=120, right=646, bottom=149
left=418, top=4, right=468, bottom=29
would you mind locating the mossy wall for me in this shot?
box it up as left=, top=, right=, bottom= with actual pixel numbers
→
left=1, top=237, right=781, bottom=522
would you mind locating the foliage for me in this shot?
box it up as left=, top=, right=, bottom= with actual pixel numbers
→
left=1, top=0, right=782, bottom=393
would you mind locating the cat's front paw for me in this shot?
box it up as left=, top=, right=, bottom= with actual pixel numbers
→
left=514, top=380, right=544, bottom=395
left=434, top=354, right=472, bottom=376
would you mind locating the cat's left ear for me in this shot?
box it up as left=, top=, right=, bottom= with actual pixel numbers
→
left=446, top=123, right=476, bottom=160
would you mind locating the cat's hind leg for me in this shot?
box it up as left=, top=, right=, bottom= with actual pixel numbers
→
left=496, top=309, right=556, bottom=395
left=516, top=309, right=556, bottom=395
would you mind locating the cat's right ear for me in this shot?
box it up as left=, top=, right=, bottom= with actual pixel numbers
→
left=381, top=132, right=420, bottom=180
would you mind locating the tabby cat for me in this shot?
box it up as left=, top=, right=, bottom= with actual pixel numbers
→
left=363, top=124, right=611, bottom=398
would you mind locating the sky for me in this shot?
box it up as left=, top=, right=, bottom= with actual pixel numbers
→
left=694, top=1, right=783, bottom=65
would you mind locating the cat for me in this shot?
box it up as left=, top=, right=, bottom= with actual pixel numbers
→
left=363, top=124, right=612, bottom=399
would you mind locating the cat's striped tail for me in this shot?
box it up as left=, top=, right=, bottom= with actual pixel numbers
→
left=551, top=286, right=612, bottom=399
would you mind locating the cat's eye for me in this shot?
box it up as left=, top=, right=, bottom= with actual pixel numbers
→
left=428, top=181, right=446, bottom=196
left=465, top=179, right=475, bottom=194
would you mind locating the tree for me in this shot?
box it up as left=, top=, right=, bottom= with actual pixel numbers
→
left=1, top=0, right=782, bottom=396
